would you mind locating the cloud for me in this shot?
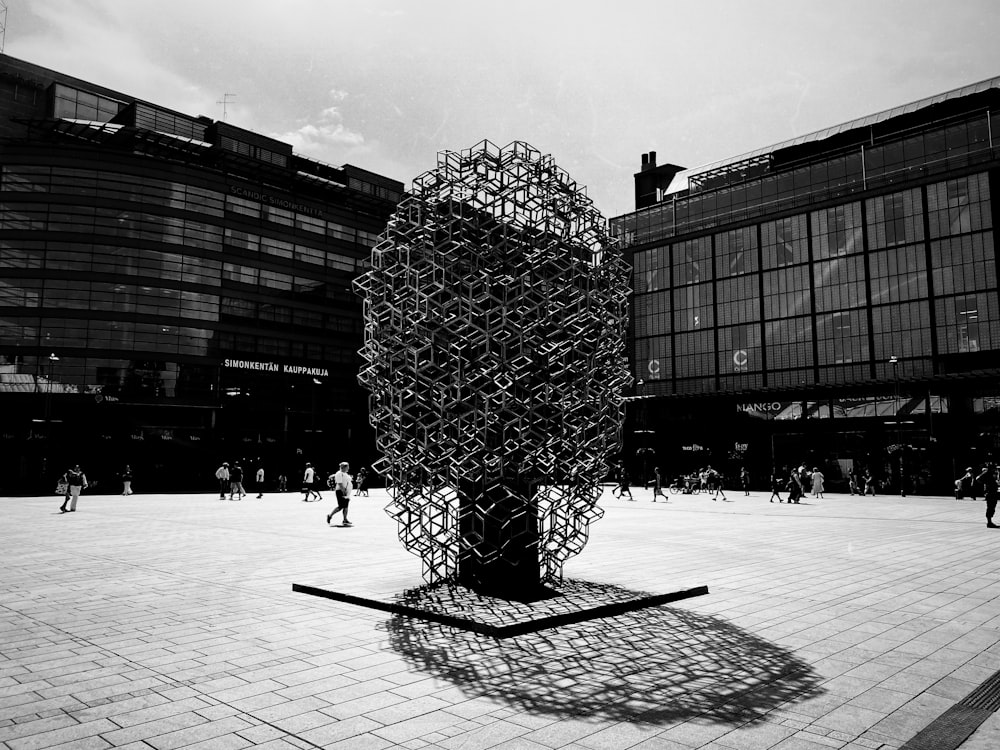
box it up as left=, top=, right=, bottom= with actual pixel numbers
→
left=270, top=90, right=365, bottom=160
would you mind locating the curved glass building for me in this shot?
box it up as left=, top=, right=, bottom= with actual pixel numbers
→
left=0, top=56, right=402, bottom=493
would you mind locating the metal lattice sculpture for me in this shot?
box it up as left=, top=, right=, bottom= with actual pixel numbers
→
left=354, top=140, right=631, bottom=594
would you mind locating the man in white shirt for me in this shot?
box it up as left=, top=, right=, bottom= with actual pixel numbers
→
left=326, top=461, right=353, bottom=526
left=302, top=463, right=321, bottom=502
left=215, top=462, right=230, bottom=499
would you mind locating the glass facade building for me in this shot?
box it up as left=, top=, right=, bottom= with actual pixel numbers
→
left=0, top=56, right=402, bottom=493
left=612, top=78, right=1000, bottom=493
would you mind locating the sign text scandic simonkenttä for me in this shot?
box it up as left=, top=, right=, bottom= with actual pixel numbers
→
left=228, top=185, right=323, bottom=218
left=223, top=358, right=330, bottom=377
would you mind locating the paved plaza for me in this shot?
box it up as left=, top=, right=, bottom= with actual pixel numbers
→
left=3, top=483, right=1000, bottom=750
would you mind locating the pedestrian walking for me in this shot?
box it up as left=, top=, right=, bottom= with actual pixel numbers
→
left=787, top=467, right=802, bottom=503
left=740, top=467, right=750, bottom=496
left=302, top=463, right=322, bottom=501
left=58, top=464, right=88, bottom=513
left=229, top=463, right=246, bottom=500
left=769, top=470, right=783, bottom=503
left=255, top=464, right=265, bottom=498
left=977, top=462, right=1000, bottom=528
left=810, top=467, right=825, bottom=498
left=848, top=469, right=859, bottom=495
left=326, top=461, right=354, bottom=526
left=707, top=465, right=726, bottom=501
left=652, top=466, right=666, bottom=501
left=278, top=473, right=287, bottom=492
left=356, top=467, right=369, bottom=497
left=121, top=465, right=133, bottom=495
left=863, top=470, right=876, bottom=496
left=215, top=462, right=230, bottom=499
left=611, top=463, right=633, bottom=500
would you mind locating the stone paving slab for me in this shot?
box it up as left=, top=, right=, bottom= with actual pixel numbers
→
left=2, top=487, right=1000, bottom=749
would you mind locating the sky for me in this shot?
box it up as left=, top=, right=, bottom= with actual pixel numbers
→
left=8, top=0, right=1000, bottom=218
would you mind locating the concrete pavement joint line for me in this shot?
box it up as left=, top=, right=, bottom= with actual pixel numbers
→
left=291, top=583, right=710, bottom=637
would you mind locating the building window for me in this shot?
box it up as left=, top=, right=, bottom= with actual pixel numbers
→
left=633, top=245, right=669, bottom=294
left=928, top=173, right=991, bottom=238
left=716, top=274, right=760, bottom=326
left=931, top=231, right=996, bottom=297
left=762, top=214, right=807, bottom=268
left=869, top=243, right=927, bottom=305
left=672, top=236, right=711, bottom=285
left=762, top=264, right=811, bottom=320
left=764, top=316, right=813, bottom=371
left=811, top=202, right=863, bottom=259
left=936, top=293, right=1000, bottom=355
left=816, top=309, right=868, bottom=366
left=866, top=188, right=923, bottom=249
left=871, top=301, right=932, bottom=361
left=674, top=329, right=715, bottom=381
left=673, top=283, right=713, bottom=331
left=51, top=84, right=126, bottom=122
left=716, top=226, right=757, bottom=276
left=814, top=255, right=867, bottom=312
left=718, top=324, right=760, bottom=374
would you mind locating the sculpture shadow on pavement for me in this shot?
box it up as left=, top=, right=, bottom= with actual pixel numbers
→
left=384, top=584, right=824, bottom=725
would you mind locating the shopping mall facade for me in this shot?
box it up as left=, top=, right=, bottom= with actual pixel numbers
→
left=0, top=56, right=402, bottom=493
left=612, top=77, right=1000, bottom=493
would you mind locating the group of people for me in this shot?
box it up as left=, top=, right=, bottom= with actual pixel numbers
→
left=769, top=464, right=825, bottom=503
left=214, top=462, right=266, bottom=500
left=847, top=469, right=879, bottom=496
left=212, top=461, right=370, bottom=506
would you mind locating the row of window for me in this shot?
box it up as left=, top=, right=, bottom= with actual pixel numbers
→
left=0, top=265, right=324, bottom=303
left=3, top=166, right=225, bottom=217
left=613, top=110, right=998, bottom=246
left=0, top=277, right=357, bottom=327
left=635, top=292, right=997, bottom=390
left=634, top=226, right=996, bottom=340
left=0, top=242, right=364, bottom=309
left=0, top=316, right=358, bottom=363
left=52, top=84, right=125, bottom=123
left=0, top=165, right=385, bottom=245
left=0, top=201, right=368, bottom=267
left=633, top=174, right=992, bottom=289
left=220, top=296, right=360, bottom=333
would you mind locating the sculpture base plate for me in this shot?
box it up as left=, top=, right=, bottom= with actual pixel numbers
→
left=292, top=578, right=708, bottom=638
